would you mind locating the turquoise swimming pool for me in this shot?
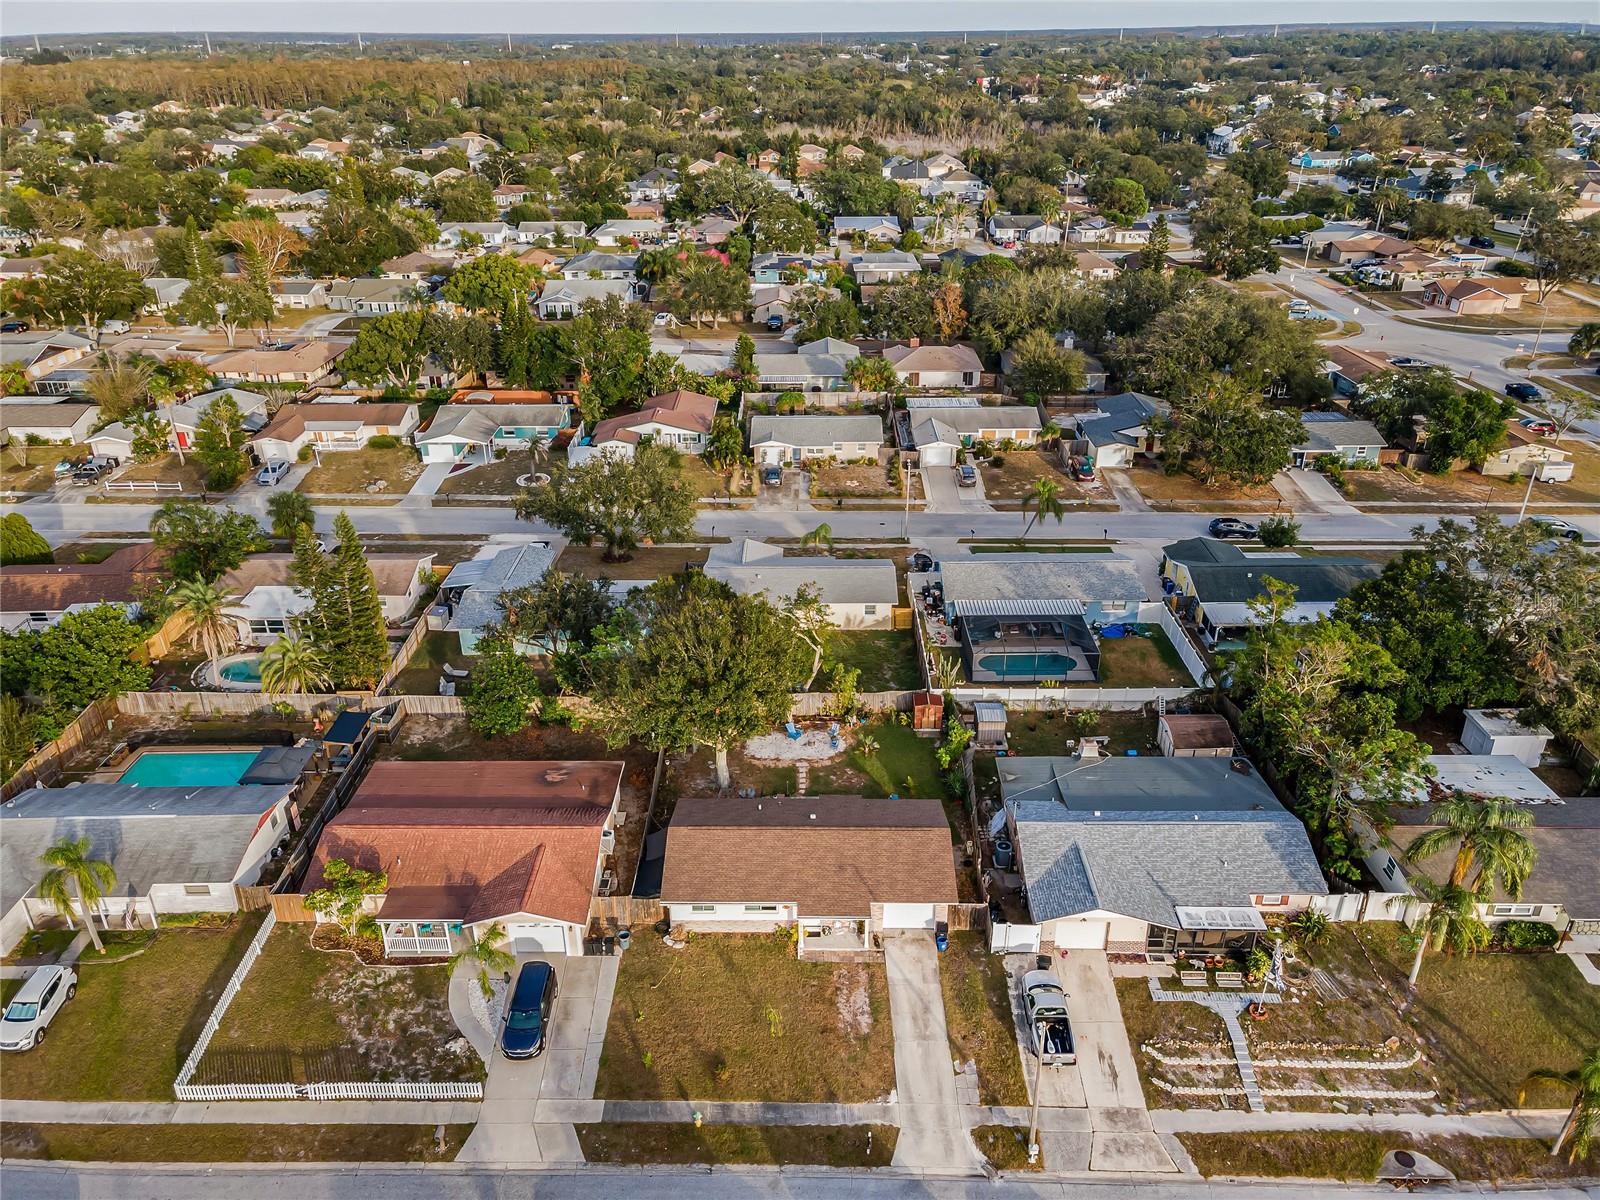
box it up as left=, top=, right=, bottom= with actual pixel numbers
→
left=118, top=750, right=263, bottom=788
left=977, top=653, right=1078, bottom=678
left=219, top=657, right=264, bottom=684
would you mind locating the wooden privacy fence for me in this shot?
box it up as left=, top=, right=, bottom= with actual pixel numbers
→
left=270, top=894, right=316, bottom=923
left=590, top=896, right=665, bottom=927
left=0, top=695, right=118, bottom=802
left=376, top=618, right=431, bottom=696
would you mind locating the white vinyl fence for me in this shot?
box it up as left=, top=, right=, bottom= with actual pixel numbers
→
left=173, top=909, right=484, bottom=1102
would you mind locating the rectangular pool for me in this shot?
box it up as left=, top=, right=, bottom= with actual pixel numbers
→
left=117, top=750, right=264, bottom=788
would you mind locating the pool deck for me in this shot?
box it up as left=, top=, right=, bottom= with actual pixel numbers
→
left=968, top=641, right=1099, bottom=685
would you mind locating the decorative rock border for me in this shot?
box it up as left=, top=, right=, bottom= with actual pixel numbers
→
left=1150, top=1077, right=1438, bottom=1101
left=1142, top=1043, right=1422, bottom=1071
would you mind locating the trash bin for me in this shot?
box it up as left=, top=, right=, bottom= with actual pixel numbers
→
left=616, top=928, right=631, bottom=952
left=935, top=921, right=949, bottom=953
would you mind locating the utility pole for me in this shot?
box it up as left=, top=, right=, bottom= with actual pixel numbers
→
left=203, top=32, right=212, bottom=56
left=1027, top=1043, right=1044, bottom=1165
left=1513, top=205, right=1534, bottom=256
left=1517, top=467, right=1537, bottom=520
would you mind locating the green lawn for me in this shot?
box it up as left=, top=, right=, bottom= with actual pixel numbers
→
left=0, top=918, right=264, bottom=1101
left=1096, top=627, right=1197, bottom=688
left=595, top=931, right=896, bottom=1103
left=1004, top=711, right=1158, bottom=757
left=385, top=629, right=472, bottom=697
left=974, top=1124, right=1043, bottom=1171
left=939, top=932, right=1028, bottom=1106
left=202, top=925, right=482, bottom=1085
left=807, top=718, right=945, bottom=800
left=1177, top=1131, right=1597, bottom=1182
left=2, top=928, right=77, bottom=964
left=2, top=1123, right=474, bottom=1163
left=576, top=1123, right=897, bottom=1166
left=821, top=630, right=923, bottom=692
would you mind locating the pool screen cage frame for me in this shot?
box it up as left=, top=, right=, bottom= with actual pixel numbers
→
left=955, top=613, right=1101, bottom=683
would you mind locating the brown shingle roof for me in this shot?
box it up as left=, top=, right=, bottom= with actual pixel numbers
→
left=589, top=389, right=718, bottom=445
left=219, top=552, right=431, bottom=599
left=660, top=795, right=959, bottom=917
left=211, top=342, right=345, bottom=377
left=304, top=761, right=623, bottom=926
left=882, top=344, right=984, bottom=374
left=252, top=402, right=412, bottom=443
left=0, top=543, right=166, bottom=613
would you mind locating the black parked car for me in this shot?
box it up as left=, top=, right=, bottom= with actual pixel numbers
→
left=760, top=465, right=783, bottom=486
left=1207, top=517, right=1259, bottom=540
left=0, top=320, right=30, bottom=333
left=1505, top=382, right=1541, bottom=401
left=499, top=961, right=557, bottom=1060
left=1467, top=235, right=1497, bottom=250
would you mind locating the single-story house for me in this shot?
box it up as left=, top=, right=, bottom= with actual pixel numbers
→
left=747, top=414, right=885, bottom=465
left=303, top=760, right=623, bottom=958
left=1001, top=752, right=1327, bottom=958
left=325, top=278, right=423, bottom=315
left=571, top=389, right=718, bottom=464
left=905, top=398, right=1043, bottom=466
left=561, top=252, right=638, bottom=281
left=218, top=552, right=435, bottom=644
left=833, top=216, right=901, bottom=243
left=1291, top=412, right=1388, bottom=468
left=1323, top=233, right=1417, bottom=265
left=414, top=403, right=571, bottom=465
left=0, top=543, right=165, bottom=633
left=271, top=279, right=331, bottom=310
left=1480, top=421, right=1574, bottom=481
left=1157, top=714, right=1235, bottom=758
left=515, top=221, right=587, bottom=245
left=0, top=774, right=299, bottom=954
left=89, top=388, right=270, bottom=462
left=1459, top=708, right=1552, bottom=768
left=703, top=540, right=897, bottom=629
left=1160, top=537, right=1383, bottom=648
left=1410, top=754, right=1563, bottom=806
left=750, top=283, right=834, bottom=326
left=437, top=222, right=512, bottom=248
left=883, top=344, right=983, bottom=390
left=988, top=214, right=1063, bottom=245
left=442, top=540, right=557, bottom=654
left=249, top=402, right=419, bottom=464
left=590, top=219, right=667, bottom=247
left=1, top=332, right=94, bottom=382
left=1421, top=277, right=1526, bottom=315
left=0, top=400, right=98, bottom=445
left=934, top=552, right=1147, bottom=683
left=536, top=277, right=633, bottom=319
left=1071, top=392, right=1167, bottom=468
left=381, top=253, right=454, bottom=281
left=1324, top=346, right=1394, bottom=397
left=850, top=251, right=921, bottom=284
left=210, top=342, right=346, bottom=385
left=661, top=795, right=960, bottom=957
left=1070, top=251, right=1119, bottom=281
left=752, top=352, right=854, bottom=393
left=140, top=277, right=193, bottom=313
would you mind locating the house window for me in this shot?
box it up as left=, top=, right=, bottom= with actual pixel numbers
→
left=183, top=884, right=211, bottom=896
left=690, top=904, right=715, bottom=913
left=248, top=619, right=288, bottom=636
left=743, top=904, right=779, bottom=914
left=864, top=605, right=878, bottom=616
left=1254, top=895, right=1289, bottom=907
left=1491, top=904, right=1537, bottom=917
left=1381, top=858, right=1397, bottom=880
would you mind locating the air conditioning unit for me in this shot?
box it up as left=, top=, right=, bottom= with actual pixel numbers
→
left=599, top=828, right=616, bottom=854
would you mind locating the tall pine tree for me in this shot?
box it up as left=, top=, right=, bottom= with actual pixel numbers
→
left=332, top=514, right=389, bottom=689
left=496, top=294, right=534, bottom=388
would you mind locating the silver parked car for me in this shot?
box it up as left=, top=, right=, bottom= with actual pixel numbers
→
left=0, top=965, right=77, bottom=1051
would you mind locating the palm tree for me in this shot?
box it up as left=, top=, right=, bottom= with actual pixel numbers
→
left=38, top=837, right=117, bottom=954
left=172, top=577, right=239, bottom=683
left=83, top=354, right=155, bottom=425
left=1405, top=877, right=1492, bottom=991
left=1521, top=1047, right=1600, bottom=1162
left=259, top=632, right=332, bottom=697
left=1021, top=477, right=1066, bottom=540
left=799, top=522, right=835, bottom=554
left=1405, top=793, right=1538, bottom=901
left=449, top=922, right=517, bottom=999
left=266, top=490, right=316, bottom=541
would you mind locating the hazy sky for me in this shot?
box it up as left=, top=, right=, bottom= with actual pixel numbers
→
left=4, top=1, right=1593, bottom=37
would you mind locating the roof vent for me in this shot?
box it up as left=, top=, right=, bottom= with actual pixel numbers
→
left=1230, top=758, right=1253, bottom=775
left=809, top=813, right=817, bottom=820
left=542, top=768, right=571, bottom=783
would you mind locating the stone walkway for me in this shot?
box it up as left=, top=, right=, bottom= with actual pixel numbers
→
left=1148, top=981, right=1281, bottom=1114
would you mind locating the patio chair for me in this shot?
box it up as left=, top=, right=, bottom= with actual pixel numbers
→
left=1215, top=971, right=1245, bottom=989
left=1179, top=970, right=1209, bottom=988
left=785, top=721, right=803, bottom=739
left=442, top=663, right=469, bottom=679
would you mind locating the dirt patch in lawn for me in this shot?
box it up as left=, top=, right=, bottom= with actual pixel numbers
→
left=0, top=442, right=89, bottom=493
left=576, top=1123, right=897, bottom=1166
left=813, top=462, right=902, bottom=499
left=595, top=930, right=896, bottom=1102
left=108, top=454, right=216, bottom=495
left=1178, top=1131, right=1597, bottom=1182
left=555, top=542, right=710, bottom=580
left=298, top=446, right=423, bottom=496
left=681, top=456, right=755, bottom=498
left=1346, top=455, right=1600, bottom=506
left=2, top=1122, right=473, bottom=1163
left=1125, top=463, right=1282, bottom=510
left=200, top=925, right=482, bottom=1085
left=976, top=450, right=1086, bottom=504
left=437, top=454, right=543, bottom=495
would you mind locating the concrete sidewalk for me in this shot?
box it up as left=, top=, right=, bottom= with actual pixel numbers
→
left=0, top=1099, right=480, bottom=1125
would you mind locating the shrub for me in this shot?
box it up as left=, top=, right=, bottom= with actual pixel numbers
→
left=1495, top=259, right=1534, bottom=278
left=1494, top=920, right=1559, bottom=950
left=988, top=453, right=1006, bottom=468
left=366, top=434, right=400, bottom=449
left=1258, top=515, right=1301, bottom=547
left=1244, top=947, right=1272, bottom=981
left=297, top=445, right=314, bottom=463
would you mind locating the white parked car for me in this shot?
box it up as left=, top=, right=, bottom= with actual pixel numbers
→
left=0, top=965, right=76, bottom=1052
left=256, top=460, right=292, bottom=486
left=99, top=319, right=132, bottom=336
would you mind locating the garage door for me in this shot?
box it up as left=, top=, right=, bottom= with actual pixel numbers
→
left=1051, top=920, right=1108, bottom=949
left=880, top=903, right=937, bottom=930
left=502, top=922, right=568, bottom=954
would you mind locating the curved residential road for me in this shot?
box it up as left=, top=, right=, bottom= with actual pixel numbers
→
left=9, top=1164, right=1598, bottom=1200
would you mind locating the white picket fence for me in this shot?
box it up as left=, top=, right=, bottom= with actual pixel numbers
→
left=172, top=909, right=278, bottom=1100
left=172, top=908, right=485, bottom=1103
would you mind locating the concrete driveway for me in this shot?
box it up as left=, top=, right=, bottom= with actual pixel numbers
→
left=883, top=934, right=977, bottom=1172
left=921, top=466, right=993, bottom=514
left=1004, top=950, right=1175, bottom=1174
left=455, top=951, right=617, bottom=1166
left=752, top=466, right=813, bottom=511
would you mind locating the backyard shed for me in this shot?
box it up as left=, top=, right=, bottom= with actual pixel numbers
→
left=974, top=702, right=1007, bottom=751
left=1459, top=709, right=1551, bottom=768
left=911, top=691, right=944, bottom=733
left=1157, top=714, right=1234, bottom=758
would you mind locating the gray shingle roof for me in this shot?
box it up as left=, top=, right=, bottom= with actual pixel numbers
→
left=1296, top=412, right=1387, bottom=452
left=748, top=415, right=885, bottom=447
left=999, top=757, right=1327, bottom=927
left=1074, top=392, right=1167, bottom=450
left=448, top=542, right=557, bottom=635
left=1162, top=538, right=1383, bottom=605
left=704, top=540, right=897, bottom=607
left=938, top=554, right=1147, bottom=611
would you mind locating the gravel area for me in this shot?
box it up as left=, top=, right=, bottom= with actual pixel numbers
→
left=744, top=728, right=852, bottom=762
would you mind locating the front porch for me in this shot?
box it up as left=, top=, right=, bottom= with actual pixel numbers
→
left=379, top=920, right=468, bottom=957
left=798, top=918, right=879, bottom=961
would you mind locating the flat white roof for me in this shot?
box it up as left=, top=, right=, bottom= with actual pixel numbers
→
left=1418, top=755, right=1562, bottom=804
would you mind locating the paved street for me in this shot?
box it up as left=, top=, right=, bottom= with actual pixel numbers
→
left=8, top=1163, right=1597, bottom=1199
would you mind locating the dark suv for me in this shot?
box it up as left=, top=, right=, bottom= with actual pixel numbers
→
left=499, top=961, right=557, bottom=1060
left=1207, top=517, right=1258, bottom=540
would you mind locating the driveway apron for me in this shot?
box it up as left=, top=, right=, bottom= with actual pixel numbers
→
left=883, top=933, right=976, bottom=1171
